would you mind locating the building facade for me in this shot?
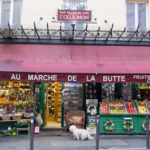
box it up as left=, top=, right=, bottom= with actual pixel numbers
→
left=0, top=0, right=150, bottom=134
left=0, top=0, right=150, bottom=30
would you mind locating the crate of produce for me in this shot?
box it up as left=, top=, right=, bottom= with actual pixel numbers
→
left=100, top=102, right=109, bottom=114
left=109, top=101, right=126, bottom=114
left=136, top=102, right=148, bottom=114
left=12, top=114, right=22, bottom=121
left=1, top=115, right=11, bottom=120
left=125, top=102, right=137, bottom=114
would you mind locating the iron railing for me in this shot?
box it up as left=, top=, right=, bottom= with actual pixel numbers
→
left=0, top=23, right=150, bottom=43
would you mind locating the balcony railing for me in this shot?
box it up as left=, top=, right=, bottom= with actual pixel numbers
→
left=0, top=23, right=150, bottom=43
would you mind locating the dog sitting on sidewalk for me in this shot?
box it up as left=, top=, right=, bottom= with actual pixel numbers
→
left=69, top=125, right=94, bottom=140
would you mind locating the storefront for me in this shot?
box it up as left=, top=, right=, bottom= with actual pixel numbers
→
left=0, top=43, right=149, bottom=132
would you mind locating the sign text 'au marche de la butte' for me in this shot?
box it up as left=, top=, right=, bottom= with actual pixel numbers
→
left=1, top=73, right=150, bottom=83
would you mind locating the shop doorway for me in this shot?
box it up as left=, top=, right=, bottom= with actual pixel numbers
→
left=44, top=82, right=62, bottom=128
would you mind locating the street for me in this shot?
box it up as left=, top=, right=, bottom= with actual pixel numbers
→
left=0, top=134, right=149, bottom=150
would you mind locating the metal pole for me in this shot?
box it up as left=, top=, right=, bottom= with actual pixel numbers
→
left=146, top=115, right=149, bottom=149
left=96, top=115, right=100, bottom=150
left=30, top=117, right=34, bottom=150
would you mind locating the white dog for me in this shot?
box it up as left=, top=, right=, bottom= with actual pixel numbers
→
left=69, top=125, right=94, bottom=140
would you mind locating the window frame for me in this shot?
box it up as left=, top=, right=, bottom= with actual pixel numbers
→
left=126, top=2, right=148, bottom=31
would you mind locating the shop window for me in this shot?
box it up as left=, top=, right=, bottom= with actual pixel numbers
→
left=102, top=83, right=115, bottom=100
left=126, top=2, right=147, bottom=31
left=122, top=83, right=132, bottom=101
left=62, top=82, right=83, bottom=114
left=0, top=0, right=22, bottom=29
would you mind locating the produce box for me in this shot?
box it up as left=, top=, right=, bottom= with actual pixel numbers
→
left=136, top=102, right=147, bottom=114
left=100, top=102, right=109, bottom=114
left=109, top=102, right=125, bottom=114
left=125, top=102, right=137, bottom=114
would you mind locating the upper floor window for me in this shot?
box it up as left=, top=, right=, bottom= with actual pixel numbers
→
left=63, top=0, right=86, bottom=10
left=126, top=2, right=147, bottom=31
left=63, top=0, right=87, bottom=30
left=0, top=0, right=22, bottom=29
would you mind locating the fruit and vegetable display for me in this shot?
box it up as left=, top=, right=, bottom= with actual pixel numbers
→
left=136, top=102, right=147, bottom=114
left=100, top=100, right=150, bottom=115
left=109, top=101, right=125, bottom=114
left=100, top=102, right=109, bottom=114
left=0, top=81, right=35, bottom=121
left=126, top=102, right=137, bottom=114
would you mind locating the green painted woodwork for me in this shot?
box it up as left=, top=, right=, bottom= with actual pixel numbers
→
left=40, top=83, right=45, bottom=126
left=0, top=122, right=16, bottom=130
left=99, top=114, right=138, bottom=133
left=137, top=115, right=150, bottom=133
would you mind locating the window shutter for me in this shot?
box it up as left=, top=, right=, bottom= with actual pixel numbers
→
left=12, top=0, right=22, bottom=28
left=138, top=3, right=146, bottom=31
left=1, top=0, right=11, bottom=28
left=127, top=3, right=135, bottom=31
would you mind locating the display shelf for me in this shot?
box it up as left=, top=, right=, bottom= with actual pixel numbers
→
left=0, top=81, right=11, bottom=89
left=100, top=101, right=139, bottom=115
left=99, top=101, right=150, bottom=134
left=46, top=82, right=62, bottom=123
left=0, top=119, right=30, bottom=122
left=63, top=83, right=83, bottom=114
left=0, top=81, right=35, bottom=131
left=99, top=114, right=138, bottom=134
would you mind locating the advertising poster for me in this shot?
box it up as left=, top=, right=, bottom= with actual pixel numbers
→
left=86, top=99, right=98, bottom=135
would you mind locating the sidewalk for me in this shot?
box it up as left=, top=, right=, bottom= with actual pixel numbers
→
left=0, top=134, right=149, bottom=150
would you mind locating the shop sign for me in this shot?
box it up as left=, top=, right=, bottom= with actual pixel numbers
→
left=132, top=75, right=150, bottom=83
left=58, top=10, right=91, bottom=21
left=0, top=72, right=150, bottom=83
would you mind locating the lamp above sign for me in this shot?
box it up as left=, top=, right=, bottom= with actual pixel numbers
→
left=58, top=10, right=91, bottom=22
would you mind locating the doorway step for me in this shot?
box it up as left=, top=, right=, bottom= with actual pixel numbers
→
left=40, top=127, right=67, bottom=136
